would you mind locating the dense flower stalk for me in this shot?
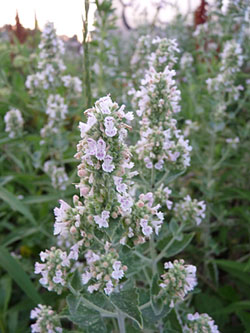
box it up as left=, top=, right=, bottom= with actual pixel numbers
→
left=131, top=37, right=192, bottom=175
left=30, top=304, right=62, bottom=333
left=160, top=259, right=197, bottom=307
left=4, top=108, right=24, bottom=138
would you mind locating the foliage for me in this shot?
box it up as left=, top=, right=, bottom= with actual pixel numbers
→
left=0, top=0, right=249, bottom=332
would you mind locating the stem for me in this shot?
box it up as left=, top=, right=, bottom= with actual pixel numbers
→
left=134, top=250, right=151, bottom=264
left=155, top=170, right=169, bottom=188
left=117, top=311, right=126, bottom=333
left=82, top=0, right=92, bottom=109
left=150, top=236, right=157, bottom=275
left=156, top=226, right=184, bottom=262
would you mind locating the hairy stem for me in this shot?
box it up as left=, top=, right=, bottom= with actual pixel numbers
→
left=117, top=310, right=126, bottom=333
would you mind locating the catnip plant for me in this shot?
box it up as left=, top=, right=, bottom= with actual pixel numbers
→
left=30, top=35, right=219, bottom=332
left=26, top=22, right=82, bottom=190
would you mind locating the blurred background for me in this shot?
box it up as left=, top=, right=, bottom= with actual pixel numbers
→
left=0, top=0, right=229, bottom=41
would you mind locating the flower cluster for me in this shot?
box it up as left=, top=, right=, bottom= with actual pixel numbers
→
left=134, top=118, right=192, bottom=172
left=40, top=94, right=68, bottom=142
left=30, top=304, right=62, bottom=333
left=133, top=66, right=181, bottom=119
left=74, top=95, right=135, bottom=221
left=4, top=108, right=24, bottom=138
left=160, top=259, right=197, bottom=307
left=131, top=36, right=179, bottom=84
left=120, top=192, right=164, bottom=245
left=26, top=22, right=82, bottom=94
left=184, top=312, right=220, bottom=333
left=148, top=37, right=180, bottom=72
left=130, top=38, right=193, bottom=178
left=206, top=40, right=244, bottom=116
left=34, top=247, right=72, bottom=294
left=153, top=185, right=173, bottom=210
left=174, top=195, right=206, bottom=226
left=26, top=22, right=65, bottom=92
left=44, top=161, right=68, bottom=191
left=82, top=243, right=127, bottom=295
left=73, top=95, right=164, bottom=246
left=61, top=75, right=82, bottom=94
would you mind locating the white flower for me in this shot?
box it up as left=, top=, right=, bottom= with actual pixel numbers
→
left=102, top=155, right=115, bottom=173
left=79, top=113, right=97, bottom=138
left=82, top=271, right=92, bottom=285
left=94, top=210, right=110, bottom=228
left=113, top=176, right=127, bottom=193
left=95, top=95, right=113, bottom=114
left=4, top=108, right=24, bottom=138
left=117, top=194, right=133, bottom=213
left=96, top=138, right=106, bottom=160
left=104, top=116, right=117, bottom=137
left=104, top=280, right=114, bottom=295
left=111, top=261, right=125, bottom=280
left=87, top=283, right=100, bottom=293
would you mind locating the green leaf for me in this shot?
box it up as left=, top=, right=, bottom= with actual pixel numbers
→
left=214, top=260, right=250, bottom=286
left=110, top=288, right=143, bottom=329
left=237, top=311, right=250, bottom=333
left=0, top=186, right=36, bottom=225
left=81, top=290, right=115, bottom=313
left=141, top=303, right=171, bottom=329
left=0, top=275, right=12, bottom=313
left=2, top=227, right=39, bottom=247
left=163, top=309, right=183, bottom=332
left=67, top=294, right=106, bottom=332
left=212, top=301, right=250, bottom=315
left=0, top=246, right=42, bottom=305
left=157, top=233, right=194, bottom=258
left=70, top=270, right=83, bottom=292
left=169, top=219, right=179, bottom=236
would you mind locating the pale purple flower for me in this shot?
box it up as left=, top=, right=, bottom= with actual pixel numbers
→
left=104, top=280, right=114, bottom=295
left=87, top=283, right=100, bottom=293
left=82, top=271, right=92, bottom=284
left=86, top=138, right=97, bottom=155
left=102, top=155, right=115, bottom=173
left=117, top=194, right=133, bottom=213
left=94, top=210, right=110, bottom=228
left=113, top=176, right=127, bottom=193
left=96, top=138, right=106, bottom=160
left=95, top=95, right=113, bottom=114
left=104, top=116, right=117, bottom=137
left=111, top=261, right=124, bottom=280
left=79, top=113, right=97, bottom=138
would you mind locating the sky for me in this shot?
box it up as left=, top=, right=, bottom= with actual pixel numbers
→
left=0, top=0, right=227, bottom=41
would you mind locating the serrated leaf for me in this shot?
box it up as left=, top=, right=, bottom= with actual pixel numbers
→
left=82, top=290, right=115, bottom=313
left=67, top=294, right=106, bottom=332
left=110, top=288, right=143, bottom=329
